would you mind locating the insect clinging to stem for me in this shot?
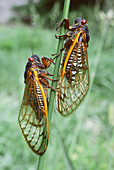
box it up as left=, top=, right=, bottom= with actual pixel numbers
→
left=53, top=17, right=90, bottom=116
left=18, top=55, right=56, bottom=155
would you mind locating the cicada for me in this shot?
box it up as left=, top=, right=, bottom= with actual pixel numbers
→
left=18, top=55, right=55, bottom=155
left=54, top=17, right=90, bottom=116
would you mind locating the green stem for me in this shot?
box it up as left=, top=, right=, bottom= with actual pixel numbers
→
left=37, top=0, right=70, bottom=169
left=48, top=0, right=71, bottom=122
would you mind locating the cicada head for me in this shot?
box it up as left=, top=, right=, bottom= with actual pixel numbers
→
left=31, top=55, right=41, bottom=62
left=75, top=18, right=90, bottom=45
left=24, top=55, right=41, bottom=83
left=71, top=17, right=88, bottom=31
left=75, top=17, right=87, bottom=25
left=81, top=19, right=90, bottom=45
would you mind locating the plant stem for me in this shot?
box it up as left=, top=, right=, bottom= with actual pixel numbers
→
left=48, top=0, right=71, bottom=122
left=37, top=0, right=70, bottom=169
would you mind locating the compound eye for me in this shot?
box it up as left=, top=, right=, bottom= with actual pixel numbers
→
left=81, top=19, right=87, bottom=24
left=28, top=57, right=33, bottom=62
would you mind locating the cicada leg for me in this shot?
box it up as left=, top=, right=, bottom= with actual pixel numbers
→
left=40, top=78, right=57, bottom=92
left=52, top=38, right=74, bottom=61
left=56, top=18, right=70, bottom=31
left=56, top=18, right=78, bottom=31
left=55, top=33, right=71, bottom=40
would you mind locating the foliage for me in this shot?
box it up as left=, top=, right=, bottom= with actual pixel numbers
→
left=11, top=0, right=114, bottom=28
left=0, top=4, right=114, bottom=170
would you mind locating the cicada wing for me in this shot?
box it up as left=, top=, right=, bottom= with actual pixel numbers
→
left=18, top=79, right=49, bottom=155
left=56, top=41, right=89, bottom=116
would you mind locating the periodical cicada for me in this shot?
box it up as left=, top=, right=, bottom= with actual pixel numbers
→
left=18, top=55, right=55, bottom=155
left=53, top=17, right=90, bottom=116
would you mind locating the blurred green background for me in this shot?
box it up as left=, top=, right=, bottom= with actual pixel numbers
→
left=0, top=0, right=114, bottom=169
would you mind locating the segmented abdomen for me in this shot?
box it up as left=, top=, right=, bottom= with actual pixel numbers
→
left=27, top=81, right=48, bottom=120
left=62, top=42, right=87, bottom=85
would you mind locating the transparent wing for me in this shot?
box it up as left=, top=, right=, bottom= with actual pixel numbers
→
left=18, top=78, right=49, bottom=155
left=56, top=41, right=89, bottom=116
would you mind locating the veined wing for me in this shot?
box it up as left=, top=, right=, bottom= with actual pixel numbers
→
left=55, top=32, right=89, bottom=116
left=18, top=68, right=49, bottom=155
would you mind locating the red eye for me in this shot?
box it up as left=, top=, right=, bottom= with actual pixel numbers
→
left=81, top=19, right=87, bottom=24
left=28, top=57, right=33, bottom=62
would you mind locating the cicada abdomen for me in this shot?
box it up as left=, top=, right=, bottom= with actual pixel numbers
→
left=54, top=17, right=90, bottom=116
left=18, top=55, right=54, bottom=155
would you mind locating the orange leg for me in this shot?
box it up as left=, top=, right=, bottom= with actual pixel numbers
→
left=52, top=38, right=74, bottom=61
left=56, top=18, right=70, bottom=30
left=40, top=78, right=56, bottom=92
